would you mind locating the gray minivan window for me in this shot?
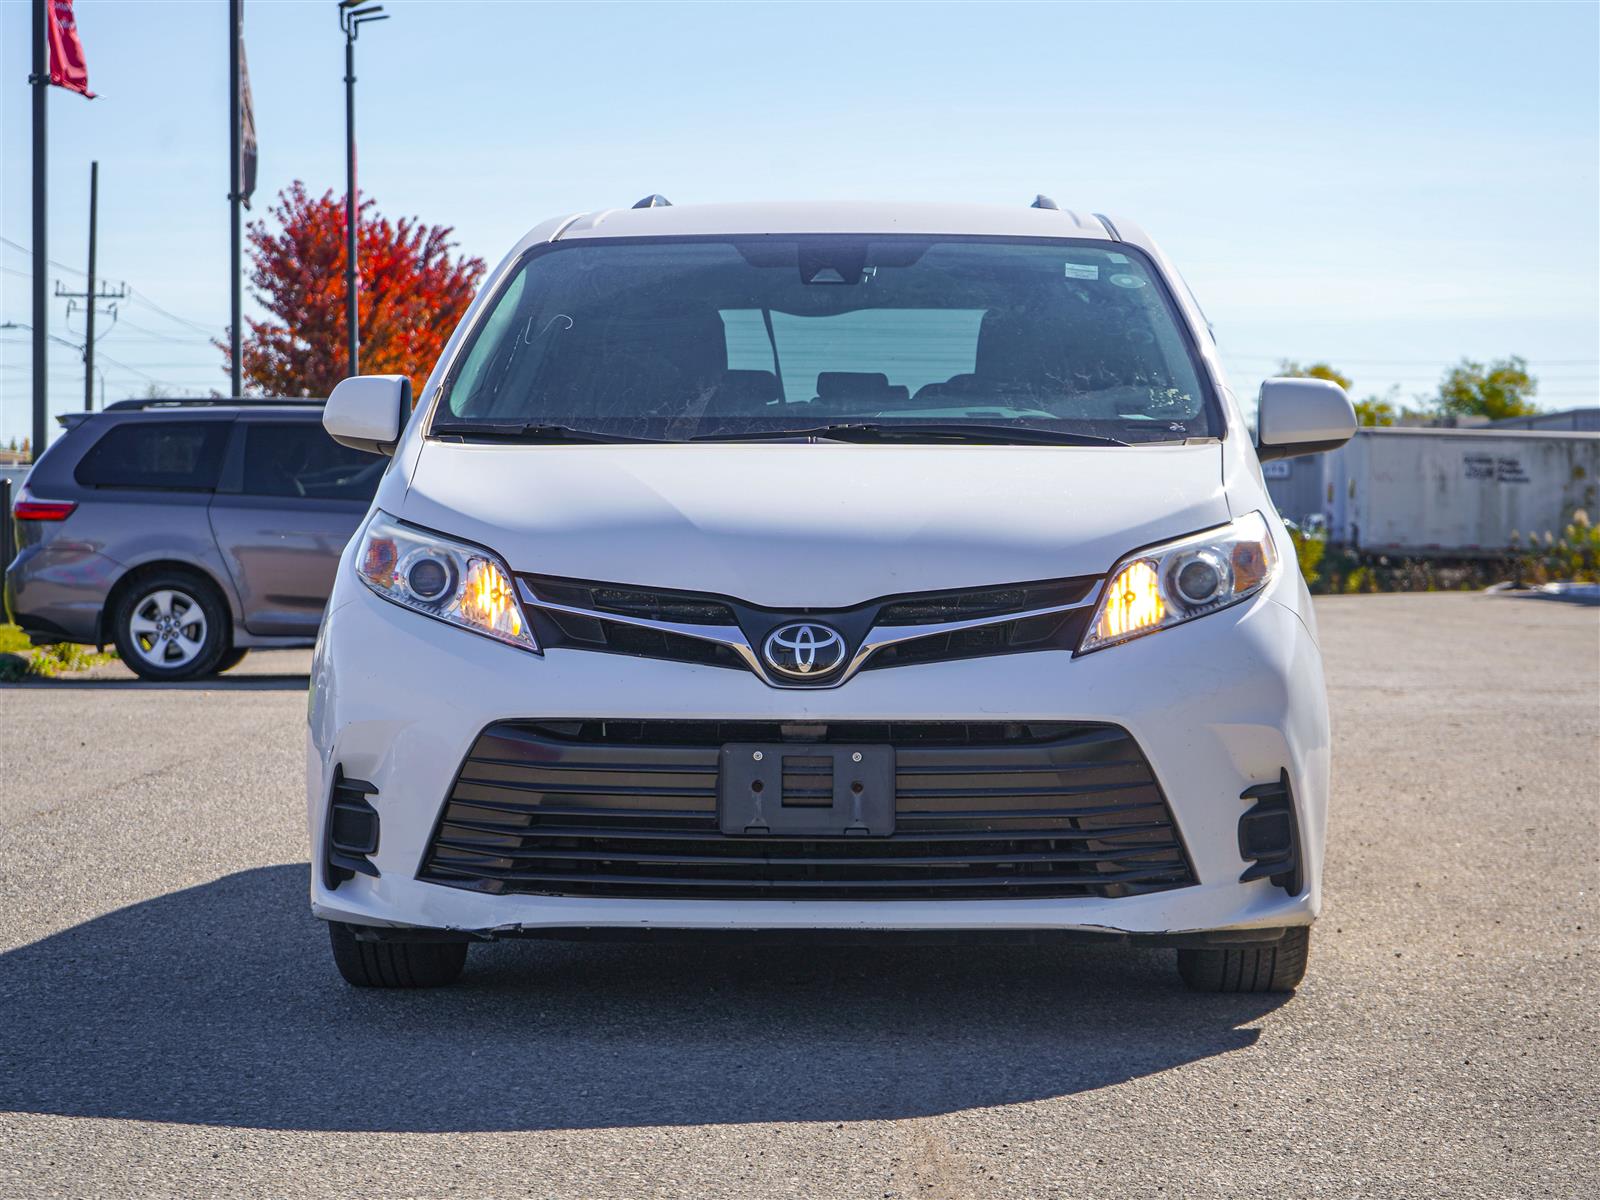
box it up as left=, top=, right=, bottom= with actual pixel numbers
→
left=239, top=423, right=384, bottom=502
left=439, top=237, right=1217, bottom=443
left=74, top=420, right=230, bottom=490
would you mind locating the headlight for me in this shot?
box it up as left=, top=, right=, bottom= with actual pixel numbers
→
left=1078, top=512, right=1278, bottom=654
left=355, top=511, right=538, bottom=653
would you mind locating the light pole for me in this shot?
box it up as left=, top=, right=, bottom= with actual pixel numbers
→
left=229, top=0, right=243, bottom=397
left=338, top=1, right=388, bottom=380
left=30, top=0, right=48, bottom=457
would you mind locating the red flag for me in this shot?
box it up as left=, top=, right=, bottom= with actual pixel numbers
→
left=46, top=0, right=95, bottom=99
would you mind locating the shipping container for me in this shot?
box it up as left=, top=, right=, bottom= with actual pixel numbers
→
left=1486, top=406, right=1600, bottom=433
left=1322, top=427, right=1600, bottom=558
left=1262, top=453, right=1327, bottom=526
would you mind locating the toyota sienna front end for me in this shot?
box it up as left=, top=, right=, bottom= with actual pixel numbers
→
left=306, top=199, right=1356, bottom=992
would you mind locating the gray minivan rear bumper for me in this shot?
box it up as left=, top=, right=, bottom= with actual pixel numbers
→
left=4, top=543, right=121, bottom=643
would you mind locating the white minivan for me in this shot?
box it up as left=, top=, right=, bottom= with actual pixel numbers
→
left=308, top=199, right=1355, bottom=992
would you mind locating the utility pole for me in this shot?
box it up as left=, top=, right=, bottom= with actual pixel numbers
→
left=30, top=0, right=48, bottom=457
left=85, top=160, right=97, bottom=409
left=338, top=1, right=388, bottom=379
left=54, top=165, right=126, bottom=413
left=344, top=22, right=356, bottom=377
left=229, top=0, right=243, bottom=397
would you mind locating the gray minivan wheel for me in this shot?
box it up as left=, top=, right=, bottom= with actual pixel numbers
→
left=111, top=571, right=230, bottom=681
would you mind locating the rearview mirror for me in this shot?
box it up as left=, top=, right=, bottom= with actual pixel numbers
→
left=1256, top=378, right=1356, bottom=462
left=324, top=375, right=412, bottom=456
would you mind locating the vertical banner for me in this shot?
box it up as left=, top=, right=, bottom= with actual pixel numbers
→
left=239, top=30, right=257, bottom=208
left=45, top=0, right=95, bottom=99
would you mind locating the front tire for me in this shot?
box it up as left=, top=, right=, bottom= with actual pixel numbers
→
left=1177, top=926, right=1311, bottom=993
left=213, top=647, right=250, bottom=674
left=110, top=572, right=229, bottom=681
left=327, top=921, right=468, bottom=988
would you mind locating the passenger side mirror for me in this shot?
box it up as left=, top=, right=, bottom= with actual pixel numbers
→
left=1256, top=378, right=1357, bottom=462
left=324, top=375, right=413, bottom=456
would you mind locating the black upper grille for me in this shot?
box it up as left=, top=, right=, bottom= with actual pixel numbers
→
left=875, top=578, right=1095, bottom=625
left=418, top=721, right=1196, bottom=901
left=524, top=576, right=737, bottom=625
left=863, top=609, right=1084, bottom=671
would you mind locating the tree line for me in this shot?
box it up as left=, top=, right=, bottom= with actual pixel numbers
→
left=1277, top=358, right=1539, bottom=426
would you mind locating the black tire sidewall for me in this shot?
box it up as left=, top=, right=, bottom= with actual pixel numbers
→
left=214, top=647, right=250, bottom=674
left=112, top=573, right=231, bottom=681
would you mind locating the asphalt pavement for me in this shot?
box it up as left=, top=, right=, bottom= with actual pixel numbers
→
left=0, top=592, right=1595, bottom=1198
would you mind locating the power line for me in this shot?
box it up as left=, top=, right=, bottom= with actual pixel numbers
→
left=1223, top=354, right=1600, bottom=367
left=124, top=288, right=221, bottom=337
left=3, top=237, right=221, bottom=336
left=109, top=317, right=218, bottom=345
left=0, top=234, right=86, bottom=279
left=92, top=349, right=181, bottom=388
left=69, top=364, right=225, bottom=371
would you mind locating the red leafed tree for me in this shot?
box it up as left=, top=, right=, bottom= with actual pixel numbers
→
left=227, top=182, right=485, bottom=397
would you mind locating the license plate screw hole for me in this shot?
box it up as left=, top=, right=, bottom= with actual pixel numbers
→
left=751, top=780, right=764, bottom=793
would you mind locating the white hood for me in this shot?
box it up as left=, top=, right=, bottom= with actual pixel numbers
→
left=398, top=442, right=1227, bottom=606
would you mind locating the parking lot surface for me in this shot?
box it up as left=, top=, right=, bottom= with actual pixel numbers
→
left=1, top=592, right=1595, bottom=1198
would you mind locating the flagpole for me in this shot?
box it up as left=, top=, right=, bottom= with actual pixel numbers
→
left=84, top=159, right=97, bottom=411
left=343, top=14, right=358, bottom=378
left=31, top=0, right=48, bottom=459
left=229, top=0, right=243, bottom=397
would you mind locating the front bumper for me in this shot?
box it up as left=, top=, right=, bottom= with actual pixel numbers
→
left=307, top=574, right=1329, bottom=938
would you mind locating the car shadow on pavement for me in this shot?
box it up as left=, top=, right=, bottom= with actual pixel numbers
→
left=0, top=865, right=1287, bottom=1132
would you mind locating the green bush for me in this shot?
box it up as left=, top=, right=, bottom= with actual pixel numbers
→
left=0, top=627, right=114, bottom=681
left=1508, top=510, right=1599, bottom=586
left=1286, top=522, right=1327, bottom=587
left=1295, top=510, right=1597, bottom=595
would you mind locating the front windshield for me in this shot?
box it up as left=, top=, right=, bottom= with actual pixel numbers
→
left=439, top=236, right=1218, bottom=443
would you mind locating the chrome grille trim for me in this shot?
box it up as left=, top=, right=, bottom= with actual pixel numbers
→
left=515, top=579, right=1102, bottom=689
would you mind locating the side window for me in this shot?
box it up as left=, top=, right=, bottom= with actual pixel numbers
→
left=239, top=422, right=383, bottom=502
left=75, top=421, right=230, bottom=490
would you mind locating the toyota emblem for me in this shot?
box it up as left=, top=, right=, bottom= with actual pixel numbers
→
left=762, top=622, right=847, bottom=678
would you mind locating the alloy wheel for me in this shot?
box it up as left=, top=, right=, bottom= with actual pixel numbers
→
left=128, top=588, right=209, bottom=669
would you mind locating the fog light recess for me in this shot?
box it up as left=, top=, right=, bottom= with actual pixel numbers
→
left=324, top=769, right=381, bottom=888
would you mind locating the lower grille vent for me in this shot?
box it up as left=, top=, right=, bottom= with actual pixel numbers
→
left=324, top=770, right=380, bottom=888
left=1237, top=771, right=1303, bottom=894
left=418, top=721, right=1196, bottom=901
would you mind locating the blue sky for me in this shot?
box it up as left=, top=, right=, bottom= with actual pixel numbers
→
left=3, top=0, right=1597, bottom=446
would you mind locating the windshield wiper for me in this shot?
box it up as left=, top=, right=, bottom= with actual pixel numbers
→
left=690, top=422, right=1129, bottom=447
left=431, top=420, right=657, bottom=444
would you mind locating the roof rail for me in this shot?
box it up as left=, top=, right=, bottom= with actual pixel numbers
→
left=101, top=397, right=326, bottom=412
left=632, top=194, right=672, bottom=209
left=1030, top=194, right=1059, bottom=211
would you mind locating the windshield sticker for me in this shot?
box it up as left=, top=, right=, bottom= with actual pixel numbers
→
left=1109, top=273, right=1147, bottom=289
left=1063, top=262, right=1099, bottom=280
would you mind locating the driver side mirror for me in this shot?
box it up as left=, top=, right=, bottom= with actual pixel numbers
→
left=324, top=375, right=413, bottom=456
left=1256, top=377, right=1356, bottom=462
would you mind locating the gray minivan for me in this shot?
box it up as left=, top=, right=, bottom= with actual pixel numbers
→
left=4, top=398, right=382, bottom=679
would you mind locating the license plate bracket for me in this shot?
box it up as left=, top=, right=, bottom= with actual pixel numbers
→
left=718, top=744, right=895, bottom=837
